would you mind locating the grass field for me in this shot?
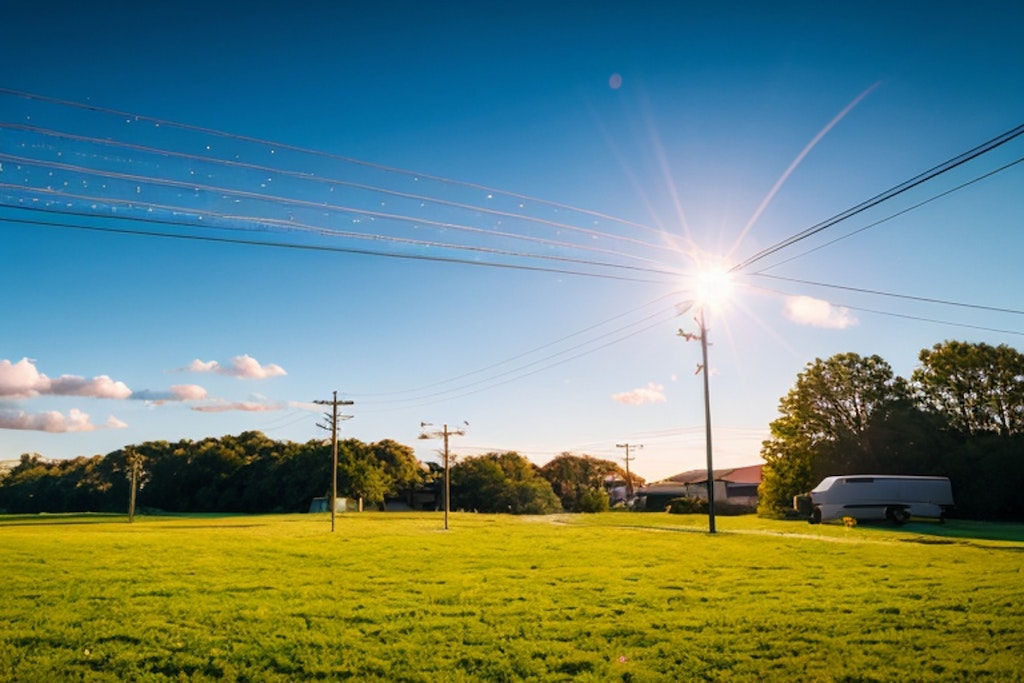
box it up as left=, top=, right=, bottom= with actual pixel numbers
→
left=2, top=512, right=1022, bottom=682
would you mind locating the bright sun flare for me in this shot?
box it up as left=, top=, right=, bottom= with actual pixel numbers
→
left=695, top=266, right=735, bottom=311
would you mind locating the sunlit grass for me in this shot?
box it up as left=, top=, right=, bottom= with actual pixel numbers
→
left=2, top=512, right=1022, bottom=681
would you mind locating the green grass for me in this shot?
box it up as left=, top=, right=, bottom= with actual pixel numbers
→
left=2, top=513, right=1022, bottom=682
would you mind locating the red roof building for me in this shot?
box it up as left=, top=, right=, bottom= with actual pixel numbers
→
left=641, top=464, right=764, bottom=510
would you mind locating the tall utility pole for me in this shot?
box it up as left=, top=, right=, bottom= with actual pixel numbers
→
left=419, top=422, right=467, bottom=531
left=679, top=307, right=716, bottom=534
left=315, top=391, right=354, bottom=533
left=615, top=442, right=643, bottom=500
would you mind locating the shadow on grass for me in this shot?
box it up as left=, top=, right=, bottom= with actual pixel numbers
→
left=896, top=518, right=1024, bottom=544
left=0, top=512, right=127, bottom=527
left=0, top=511, right=269, bottom=528
left=758, top=514, right=1024, bottom=545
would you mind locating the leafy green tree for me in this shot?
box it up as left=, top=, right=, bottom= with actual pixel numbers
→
left=367, top=439, right=424, bottom=507
left=266, top=439, right=332, bottom=512
left=449, top=456, right=506, bottom=512
left=913, top=340, right=1024, bottom=436
left=758, top=353, right=911, bottom=515
left=336, top=439, right=389, bottom=510
left=451, top=452, right=561, bottom=514
left=0, top=454, right=56, bottom=513
left=539, top=453, right=629, bottom=512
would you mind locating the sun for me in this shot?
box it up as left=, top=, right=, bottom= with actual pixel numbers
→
left=694, top=264, right=735, bottom=312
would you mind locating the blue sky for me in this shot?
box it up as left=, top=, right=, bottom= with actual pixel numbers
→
left=2, top=1, right=1023, bottom=482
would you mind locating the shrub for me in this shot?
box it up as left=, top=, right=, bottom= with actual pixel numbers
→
left=577, top=487, right=609, bottom=513
left=666, top=497, right=707, bottom=514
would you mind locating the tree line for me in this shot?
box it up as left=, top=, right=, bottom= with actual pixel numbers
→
left=0, top=431, right=640, bottom=516
left=758, top=340, right=1024, bottom=521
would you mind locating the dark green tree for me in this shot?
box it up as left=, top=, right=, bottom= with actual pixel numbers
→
left=367, top=439, right=424, bottom=507
left=913, top=340, right=1024, bottom=437
left=757, top=353, right=912, bottom=515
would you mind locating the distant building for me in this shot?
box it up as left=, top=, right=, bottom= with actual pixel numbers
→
left=640, top=464, right=763, bottom=511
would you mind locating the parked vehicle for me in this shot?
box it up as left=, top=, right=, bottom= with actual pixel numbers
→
left=795, top=475, right=954, bottom=524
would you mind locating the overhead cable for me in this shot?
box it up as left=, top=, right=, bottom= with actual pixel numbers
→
left=732, top=122, right=1024, bottom=272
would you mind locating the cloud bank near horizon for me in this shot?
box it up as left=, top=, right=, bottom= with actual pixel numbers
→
left=0, top=408, right=127, bottom=433
left=191, top=401, right=282, bottom=413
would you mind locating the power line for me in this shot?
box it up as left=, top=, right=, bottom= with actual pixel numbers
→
left=752, top=273, right=1024, bottom=316
left=0, top=207, right=675, bottom=283
left=751, top=154, right=1024, bottom=272
left=354, top=305, right=680, bottom=411
left=753, top=282, right=1024, bottom=336
left=0, top=120, right=677, bottom=258
left=0, top=147, right=674, bottom=268
left=355, top=289, right=691, bottom=399
left=837, top=305, right=1024, bottom=337
left=731, top=121, right=1024, bottom=272
left=0, top=176, right=676, bottom=278
left=0, top=87, right=664, bottom=238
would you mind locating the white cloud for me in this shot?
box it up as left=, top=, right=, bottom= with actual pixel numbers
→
left=783, top=296, right=858, bottom=329
left=171, top=384, right=208, bottom=401
left=132, top=384, right=208, bottom=403
left=612, top=382, right=667, bottom=406
left=181, top=355, right=286, bottom=379
left=0, top=358, right=131, bottom=399
left=192, top=401, right=282, bottom=413
left=105, top=415, right=129, bottom=429
left=47, top=374, right=132, bottom=399
left=223, top=355, right=286, bottom=379
left=0, top=358, right=49, bottom=398
left=186, top=359, right=220, bottom=373
left=0, top=407, right=105, bottom=433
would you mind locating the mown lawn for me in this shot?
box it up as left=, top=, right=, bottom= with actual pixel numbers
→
left=1, top=512, right=1022, bottom=682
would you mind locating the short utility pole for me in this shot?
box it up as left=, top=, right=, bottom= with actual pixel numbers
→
left=125, top=446, right=143, bottom=523
left=615, top=442, right=643, bottom=501
left=315, top=390, right=354, bottom=533
left=419, top=422, right=467, bottom=531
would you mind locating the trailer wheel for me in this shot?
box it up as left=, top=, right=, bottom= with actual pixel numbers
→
left=809, top=507, right=822, bottom=525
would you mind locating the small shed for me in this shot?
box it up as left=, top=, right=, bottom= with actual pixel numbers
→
left=308, top=497, right=348, bottom=513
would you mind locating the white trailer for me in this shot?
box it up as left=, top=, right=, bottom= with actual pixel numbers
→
left=804, top=475, right=954, bottom=524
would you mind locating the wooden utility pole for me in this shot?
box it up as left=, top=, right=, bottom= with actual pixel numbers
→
left=315, top=391, right=354, bottom=533
left=679, top=307, right=717, bottom=534
left=125, top=446, right=142, bottom=523
left=419, top=422, right=467, bottom=530
left=615, top=442, right=643, bottom=500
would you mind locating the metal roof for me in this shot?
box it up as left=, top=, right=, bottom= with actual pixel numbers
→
left=656, top=463, right=763, bottom=486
